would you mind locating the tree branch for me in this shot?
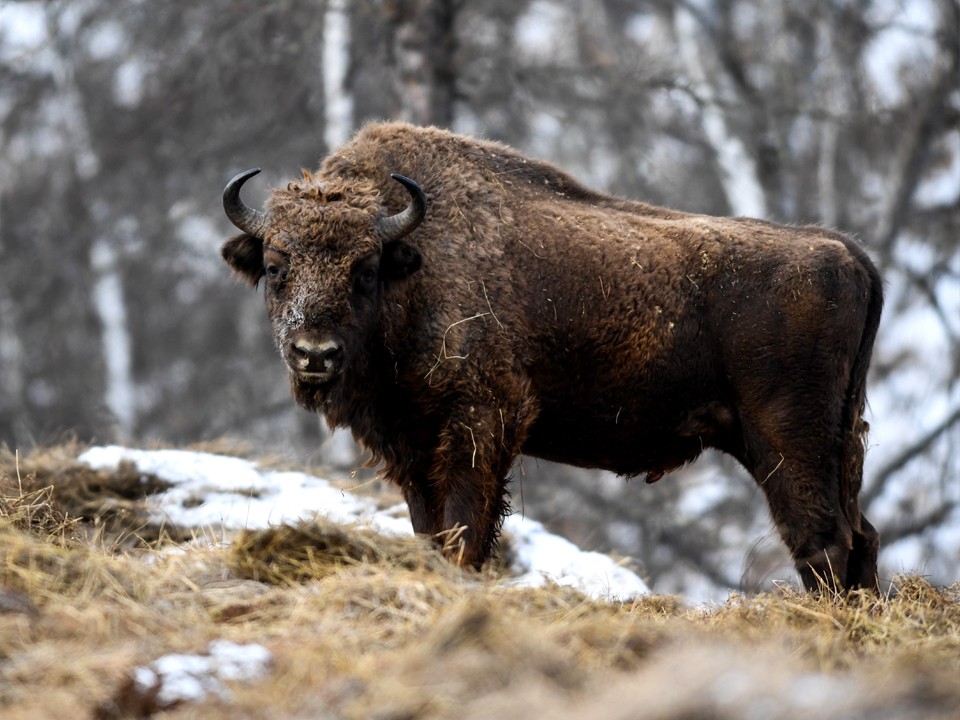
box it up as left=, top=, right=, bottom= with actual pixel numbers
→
left=865, top=406, right=960, bottom=506
left=879, top=501, right=958, bottom=546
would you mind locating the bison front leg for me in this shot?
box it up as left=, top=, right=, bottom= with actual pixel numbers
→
left=397, top=458, right=444, bottom=538
left=429, top=402, right=534, bottom=569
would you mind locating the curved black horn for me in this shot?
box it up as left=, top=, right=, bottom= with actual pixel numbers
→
left=223, top=168, right=269, bottom=238
left=376, top=173, right=426, bottom=242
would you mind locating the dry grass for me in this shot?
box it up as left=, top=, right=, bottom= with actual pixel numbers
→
left=0, top=445, right=957, bottom=719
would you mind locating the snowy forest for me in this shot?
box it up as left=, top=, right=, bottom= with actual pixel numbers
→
left=0, top=0, right=957, bottom=600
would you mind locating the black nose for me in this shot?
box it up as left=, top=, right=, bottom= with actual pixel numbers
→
left=288, top=334, right=344, bottom=377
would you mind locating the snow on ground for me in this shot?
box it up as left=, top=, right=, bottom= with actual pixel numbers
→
left=133, top=640, right=272, bottom=709
left=79, top=446, right=650, bottom=601
left=504, top=514, right=649, bottom=600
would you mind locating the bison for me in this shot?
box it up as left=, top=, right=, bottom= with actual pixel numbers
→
left=221, top=122, right=882, bottom=592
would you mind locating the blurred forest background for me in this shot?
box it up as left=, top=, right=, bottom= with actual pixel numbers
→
left=0, top=0, right=957, bottom=599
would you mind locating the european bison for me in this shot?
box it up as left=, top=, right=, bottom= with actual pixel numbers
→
left=222, top=122, right=882, bottom=591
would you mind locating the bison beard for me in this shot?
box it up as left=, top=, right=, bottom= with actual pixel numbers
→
left=221, top=122, right=883, bottom=593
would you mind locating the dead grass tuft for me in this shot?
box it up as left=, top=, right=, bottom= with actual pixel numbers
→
left=228, top=520, right=461, bottom=584
left=701, top=577, right=960, bottom=674
left=0, top=444, right=173, bottom=547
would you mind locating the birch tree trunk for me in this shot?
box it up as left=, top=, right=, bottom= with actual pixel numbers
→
left=815, top=13, right=844, bottom=228
left=324, top=0, right=354, bottom=150
left=90, top=238, right=135, bottom=439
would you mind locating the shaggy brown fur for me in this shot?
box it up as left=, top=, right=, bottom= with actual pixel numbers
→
left=221, top=122, right=883, bottom=591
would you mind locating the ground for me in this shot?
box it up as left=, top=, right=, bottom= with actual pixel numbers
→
left=0, top=443, right=958, bottom=719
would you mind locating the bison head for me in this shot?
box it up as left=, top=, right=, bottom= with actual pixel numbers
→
left=221, top=168, right=426, bottom=417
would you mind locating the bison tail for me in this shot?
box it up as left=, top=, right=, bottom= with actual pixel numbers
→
left=838, top=239, right=884, bottom=590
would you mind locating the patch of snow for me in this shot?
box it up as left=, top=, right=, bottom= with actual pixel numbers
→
left=80, top=446, right=374, bottom=531
left=79, top=446, right=650, bottom=600
left=505, top=514, right=651, bottom=600
left=205, top=640, right=272, bottom=682
left=134, top=640, right=272, bottom=707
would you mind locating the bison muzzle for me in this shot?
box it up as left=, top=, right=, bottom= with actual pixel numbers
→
left=221, top=122, right=883, bottom=593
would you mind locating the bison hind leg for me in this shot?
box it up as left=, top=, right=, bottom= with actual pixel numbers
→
left=845, top=513, right=880, bottom=590
left=794, top=540, right=852, bottom=594
left=737, top=415, right=860, bottom=593
left=741, top=429, right=880, bottom=594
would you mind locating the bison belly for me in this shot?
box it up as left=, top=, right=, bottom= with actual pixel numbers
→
left=520, top=382, right=738, bottom=478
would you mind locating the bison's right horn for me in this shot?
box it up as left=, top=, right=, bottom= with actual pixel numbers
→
left=223, top=168, right=270, bottom=239
left=376, top=174, right=426, bottom=242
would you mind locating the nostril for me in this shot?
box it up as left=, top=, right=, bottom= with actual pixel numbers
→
left=311, top=343, right=343, bottom=373
left=288, top=339, right=311, bottom=369
left=322, top=344, right=344, bottom=370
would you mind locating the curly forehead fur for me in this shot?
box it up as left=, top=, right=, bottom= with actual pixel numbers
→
left=265, top=171, right=381, bottom=251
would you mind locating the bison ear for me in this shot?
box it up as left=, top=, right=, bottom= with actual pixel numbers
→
left=221, top=234, right=264, bottom=287
left=380, top=240, right=422, bottom=281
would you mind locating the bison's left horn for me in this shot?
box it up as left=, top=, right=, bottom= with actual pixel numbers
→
left=223, top=168, right=270, bottom=239
left=376, top=173, right=426, bottom=242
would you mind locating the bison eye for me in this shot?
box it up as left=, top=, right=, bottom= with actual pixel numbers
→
left=352, top=254, right=380, bottom=295
left=262, top=247, right=289, bottom=284
left=265, top=263, right=288, bottom=284
left=353, top=262, right=379, bottom=295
